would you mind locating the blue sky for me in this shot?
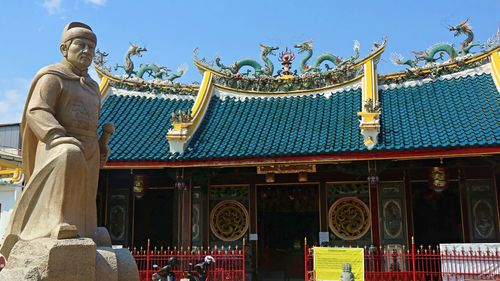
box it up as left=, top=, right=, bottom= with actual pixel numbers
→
left=0, top=0, right=498, bottom=124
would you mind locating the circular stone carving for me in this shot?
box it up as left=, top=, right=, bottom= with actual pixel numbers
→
left=210, top=200, right=249, bottom=241
left=328, top=197, right=371, bottom=241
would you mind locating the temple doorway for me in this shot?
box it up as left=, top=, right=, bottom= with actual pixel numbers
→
left=133, top=189, right=174, bottom=248
left=257, top=184, right=319, bottom=281
left=412, top=181, right=463, bottom=246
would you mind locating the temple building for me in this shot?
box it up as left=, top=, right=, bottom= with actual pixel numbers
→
left=94, top=21, right=500, bottom=280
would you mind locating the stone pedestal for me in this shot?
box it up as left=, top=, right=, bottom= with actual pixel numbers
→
left=0, top=238, right=139, bottom=281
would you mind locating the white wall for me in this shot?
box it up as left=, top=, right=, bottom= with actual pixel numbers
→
left=0, top=184, right=22, bottom=245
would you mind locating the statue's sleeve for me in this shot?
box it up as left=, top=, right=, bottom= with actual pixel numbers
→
left=26, top=74, right=66, bottom=142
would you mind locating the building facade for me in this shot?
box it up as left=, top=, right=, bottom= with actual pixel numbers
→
left=94, top=25, right=500, bottom=280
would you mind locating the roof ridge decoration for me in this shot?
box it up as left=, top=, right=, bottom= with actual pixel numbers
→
left=215, top=44, right=280, bottom=77
left=110, top=88, right=196, bottom=101
left=385, top=19, right=500, bottom=84
left=93, top=43, right=199, bottom=97
left=214, top=80, right=362, bottom=101
left=380, top=63, right=492, bottom=90
left=193, top=38, right=387, bottom=94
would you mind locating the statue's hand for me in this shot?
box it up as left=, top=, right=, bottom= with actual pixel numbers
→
left=48, top=136, right=83, bottom=150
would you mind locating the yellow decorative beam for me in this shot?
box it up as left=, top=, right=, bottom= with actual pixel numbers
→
left=490, top=50, right=500, bottom=90
left=357, top=54, right=382, bottom=150
left=98, top=75, right=110, bottom=97
left=166, top=71, right=214, bottom=153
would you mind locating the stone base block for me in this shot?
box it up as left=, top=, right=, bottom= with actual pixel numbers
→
left=0, top=238, right=139, bottom=281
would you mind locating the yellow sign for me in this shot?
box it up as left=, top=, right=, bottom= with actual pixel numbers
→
left=313, top=247, right=364, bottom=281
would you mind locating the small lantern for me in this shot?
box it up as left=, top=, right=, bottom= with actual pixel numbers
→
left=429, top=167, right=448, bottom=192
left=133, top=174, right=148, bottom=199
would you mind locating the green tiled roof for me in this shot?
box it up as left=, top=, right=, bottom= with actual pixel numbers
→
left=99, top=94, right=193, bottom=161
left=99, top=72, right=500, bottom=162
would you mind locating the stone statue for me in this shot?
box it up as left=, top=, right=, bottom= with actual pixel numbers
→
left=340, top=263, right=355, bottom=281
left=0, top=22, right=138, bottom=281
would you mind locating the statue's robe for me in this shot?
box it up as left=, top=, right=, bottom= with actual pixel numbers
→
left=0, top=63, right=101, bottom=259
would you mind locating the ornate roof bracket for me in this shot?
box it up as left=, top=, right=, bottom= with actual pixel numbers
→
left=357, top=56, right=382, bottom=150
left=490, top=50, right=500, bottom=91
left=167, top=71, right=214, bottom=153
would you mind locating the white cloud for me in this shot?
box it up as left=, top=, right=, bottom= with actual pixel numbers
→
left=42, top=0, right=63, bottom=15
left=84, top=0, right=106, bottom=6
left=0, top=79, right=30, bottom=124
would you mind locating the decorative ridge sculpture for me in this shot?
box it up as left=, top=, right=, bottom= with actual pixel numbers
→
left=293, top=39, right=360, bottom=73
left=215, top=43, right=279, bottom=77
left=391, top=19, right=487, bottom=68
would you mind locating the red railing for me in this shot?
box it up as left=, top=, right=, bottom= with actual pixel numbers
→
left=305, top=238, right=500, bottom=281
left=132, top=239, right=246, bottom=281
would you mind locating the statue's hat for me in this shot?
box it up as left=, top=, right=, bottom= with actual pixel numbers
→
left=61, top=22, right=97, bottom=44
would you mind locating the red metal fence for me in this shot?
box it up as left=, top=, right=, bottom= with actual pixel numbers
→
left=132, top=240, right=246, bottom=281
left=305, top=238, right=500, bottom=281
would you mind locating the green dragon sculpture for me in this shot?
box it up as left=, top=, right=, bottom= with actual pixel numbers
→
left=215, top=44, right=279, bottom=77
left=294, top=40, right=361, bottom=74
left=136, top=64, right=186, bottom=82
left=392, top=19, right=483, bottom=67
left=115, top=43, right=184, bottom=82
left=114, top=43, right=147, bottom=77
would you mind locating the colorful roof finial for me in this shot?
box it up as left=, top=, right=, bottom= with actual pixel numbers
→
left=278, top=48, right=296, bottom=77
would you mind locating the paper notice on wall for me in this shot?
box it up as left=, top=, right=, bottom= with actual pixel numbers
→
left=313, top=247, right=364, bottom=281
left=440, top=243, right=500, bottom=281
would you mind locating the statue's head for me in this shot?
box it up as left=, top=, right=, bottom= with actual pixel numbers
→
left=60, top=22, right=97, bottom=72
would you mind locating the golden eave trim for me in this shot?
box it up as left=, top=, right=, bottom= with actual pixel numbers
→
left=190, top=71, right=214, bottom=128
left=489, top=50, right=500, bottom=89
left=352, top=44, right=386, bottom=69
left=98, top=75, right=110, bottom=96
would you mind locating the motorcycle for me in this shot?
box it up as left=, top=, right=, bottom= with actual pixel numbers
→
left=152, top=257, right=180, bottom=281
left=181, top=255, right=215, bottom=281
